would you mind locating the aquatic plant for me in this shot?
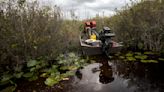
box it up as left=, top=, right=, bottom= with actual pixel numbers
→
left=43, top=52, right=87, bottom=86
left=158, top=58, right=164, bottom=61
left=135, top=55, right=148, bottom=60
left=140, top=60, right=158, bottom=63
left=126, top=56, right=136, bottom=61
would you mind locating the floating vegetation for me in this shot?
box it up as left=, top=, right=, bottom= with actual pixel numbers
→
left=140, top=60, right=158, bottom=63
left=135, top=55, right=148, bottom=60
left=144, top=52, right=154, bottom=55
left=126, top=56, right=136, bottom=61
left=126, top=53, right=133, bottom=57
left=119, top=56, right=125, bottom=59
left=158, top=58, right=164, bottom=61
left=134, top=52, right=142, bottom=55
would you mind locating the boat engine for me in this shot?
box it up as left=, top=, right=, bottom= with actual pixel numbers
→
left=99, top=27, right=115, bottom=55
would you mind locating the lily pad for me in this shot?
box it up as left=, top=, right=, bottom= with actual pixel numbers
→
left=14, top=72, right=24, bottom=78
left=141, top=60, right=158, bottom=63
left=68, top=53, right=76, bottom=58
left=0, top=86, right=16, bottom=92
left=126, top=57, right=136, bottom=61
left=134, top=52, right=142, bottom=55
left=23, top=72, right=34, bottom=78
left=135, top=55, right=148, bottom=60
left=0, top=74, right=13, bottom=85
left=27, top=60, right=38, bottom=67
left=126, top=53, right=133, bottom=57
left=44, top=76, right=60, bottom=86
left=28, top=75, right=38, bottom=81
left=119, top=56, right=125, bottom=59
left=144, top=52, right=154, bottom=55
left=40, top=73, right=48, bottom=78
left=158, top=58, right=164, bottom=61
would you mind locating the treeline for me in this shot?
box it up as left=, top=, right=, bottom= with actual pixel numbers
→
left=94, top=0, right=164, bottom=53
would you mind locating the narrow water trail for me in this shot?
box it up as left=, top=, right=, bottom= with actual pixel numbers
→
left=69, top=55, right=164, bottom=92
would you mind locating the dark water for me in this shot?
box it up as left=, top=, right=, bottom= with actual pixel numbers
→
left=15, top=56, right=164, bottom=92
left=70, top=57, right=164, bottom=92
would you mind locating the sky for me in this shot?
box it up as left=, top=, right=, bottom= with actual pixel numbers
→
left=40, top=0, right=134, bottom=19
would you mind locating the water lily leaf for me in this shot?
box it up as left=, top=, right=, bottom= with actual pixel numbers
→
left=40, top=73, right=48, bottom=78
left=50, top=72, right=60, bottom=77
left=1, top=74, right=13, bottom=83
left=27, top=60, right=38, bottom=67
left=68, top=66, right=78, bottom=70
left=134, top=52, right=142, bottom=55
left=126, top=57, right=136, bottom=61
left=126, top=53, right=133, bottom=57
left=0, top=86, right=16, bottom=92
left=158, top=58, right=164, bottom=61
left=135, top=55, right=147, bottom=60
left=14, top=72, right=24, bottom=78
left=144, top=52, right=154, bottom=55
left=44, top=76, right=60, bottom=86
left=35, top=65, right=42, bottom=70
left=60, top=66, right=69, bottom=70
left=23, top=72, right=33, bottom=78
left=28, top=75, right=38, bottom=81
left=30, top=67, right=36, bottom=72
left=119, top=56, right=125, bottom=59
left=68, top=53, right=76, bottom=58
left=141, top=60, right=158, bottom=63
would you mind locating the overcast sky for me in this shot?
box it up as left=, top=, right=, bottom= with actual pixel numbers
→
left=40, top=0, right=134, bottom=19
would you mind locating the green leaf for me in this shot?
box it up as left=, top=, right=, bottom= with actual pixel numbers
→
left=119, top=56, right=125, bottom=59
left=11, top=44, right=18, bottom=48
left=158, top=58, right=164, bottom=61
left=135, top=55, right=147, bottom=60
left=134, top=52, right=142, bottom=55
left=27, top=60, right=38, bottom=67
left=68, top=53, right=76, bottom=58
left=50, top=72, right=60, bottom=77
left=126, top=56, right=136, bottom=61
left=35, top=65, right=42, bottom=70
left=1, top=74, right=13, bottom=83
left=0, top=86, right=16, bottom=92
left=30, top=67, right=36, bottom=72
left=144, top=52, right=154, bottom=55
left=141, top=60, right=158, bottom=63
left=28, top=75, right=38, bottom=81
left=126, top=53, right=133, bottom=57
left=14, top=72, right=24, bottom=78
left=40, top=73, right=48, bottom=78
left=44, top=76, right=60, bottom=86
left=23, top=72, right=33, bottom=78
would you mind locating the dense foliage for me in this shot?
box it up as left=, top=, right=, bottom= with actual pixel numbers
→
left=109, top=0, right=164, bottom=52
left=92, top=0, right=164, bottom=53
left=0, top=0, right=82, bottom=91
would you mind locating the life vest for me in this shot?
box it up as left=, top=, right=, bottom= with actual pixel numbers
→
left=90, top=34, right=96, bottom=40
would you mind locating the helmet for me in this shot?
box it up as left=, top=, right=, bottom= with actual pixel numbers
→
left=85, top=21, right=91, bottom=27
left=90, top=21, right=96, bottom=28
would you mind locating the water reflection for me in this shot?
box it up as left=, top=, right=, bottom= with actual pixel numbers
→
left=99, top=61, right=114, bottom=84
left=73, top=57, right=164, bottom=92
